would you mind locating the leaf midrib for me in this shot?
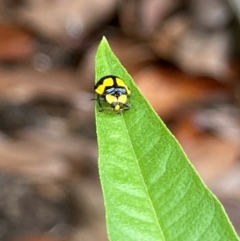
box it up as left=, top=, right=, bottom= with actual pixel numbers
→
left=122, top=116, right=166, bottom=241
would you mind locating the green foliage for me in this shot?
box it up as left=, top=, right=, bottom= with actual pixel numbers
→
left=94, top=37, right=240, bottom=241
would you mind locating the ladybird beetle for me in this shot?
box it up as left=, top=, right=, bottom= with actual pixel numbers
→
left=92, top=75, right=131, bottom=113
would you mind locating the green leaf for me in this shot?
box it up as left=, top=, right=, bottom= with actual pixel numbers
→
left=95, top=37, right=240, bottom=241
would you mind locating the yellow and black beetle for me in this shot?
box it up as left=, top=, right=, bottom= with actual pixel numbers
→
left=93, top=75, right=131, bottom=113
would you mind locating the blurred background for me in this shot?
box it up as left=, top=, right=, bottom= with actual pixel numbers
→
left=0, top=0, right=239, bottom=240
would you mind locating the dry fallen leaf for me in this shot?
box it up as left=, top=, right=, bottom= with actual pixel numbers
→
left=134, top=66, right=228, bottom=118
left=0, top=23, right=36, bottom=61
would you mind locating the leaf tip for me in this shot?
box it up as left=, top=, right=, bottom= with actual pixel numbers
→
left=99, top=36, right=109, bottom=46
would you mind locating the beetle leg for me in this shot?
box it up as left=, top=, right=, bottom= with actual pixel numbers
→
left=123, top=103, right=131, bottom=110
